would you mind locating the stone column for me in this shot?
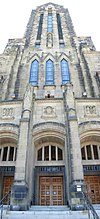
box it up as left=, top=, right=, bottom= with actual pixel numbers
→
left=10, top=84, right=34, bottom=210
left=64, top=83, right=85, bottom=210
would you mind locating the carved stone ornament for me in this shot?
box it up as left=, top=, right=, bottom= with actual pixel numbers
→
left=68, top=108, right=76, bottom=117
left=23, top=84, right=33, bottom=110
left=84, top=105, right=96, bottom=116
left=1, top=107, right=14, bottom=119
left=42, top=106, right=56, bottom=118
left=47, top=33, right=53, bottom=48
left=0, top=75, right=6, bottom=84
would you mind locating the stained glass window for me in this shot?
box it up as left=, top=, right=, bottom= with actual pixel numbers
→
left=29, top=60, right=38, bottom=85
left=46, top=59, right=54, bottom=85
left=61, top=59, right=70, bottom=84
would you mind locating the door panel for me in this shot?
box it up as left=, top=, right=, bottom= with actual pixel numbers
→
left=84, top=176, right=100, bottom=204
left=3, top=176, right=14, bottom=204
left=40, top=176, right=63, bottom=206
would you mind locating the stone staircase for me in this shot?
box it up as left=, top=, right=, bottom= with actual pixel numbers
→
left=1, top=206, right=100, bottom=219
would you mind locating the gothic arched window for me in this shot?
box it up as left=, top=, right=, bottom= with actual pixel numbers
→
left=46, top=59, right=54, bottom=85
left=29, top=60, right=39, bottom=85
left=61, top=59, right=70, bottom=84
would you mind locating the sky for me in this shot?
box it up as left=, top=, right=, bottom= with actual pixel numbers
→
left=0, top=0, right=100, bottom=53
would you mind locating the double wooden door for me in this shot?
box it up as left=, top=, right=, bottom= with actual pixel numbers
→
left=40, top=176, right=63, bottom=205
left=3, top=176, right=14, bottom=204
left=84, top=175, right=100, bottom=204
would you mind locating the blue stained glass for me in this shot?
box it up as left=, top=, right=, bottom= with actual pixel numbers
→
left=29, top=60, right=39, bottom=85
left=61, top=59, right=70, bottom=84
left=48, top=14, right=53, bottom=32
left=46, top=59, right=54, bottom=85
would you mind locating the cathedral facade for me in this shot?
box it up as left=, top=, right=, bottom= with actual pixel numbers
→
left=0, top=3, right=100, bottom=210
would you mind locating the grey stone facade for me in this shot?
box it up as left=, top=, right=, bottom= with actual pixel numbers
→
left=0, top=2, right=100, bottom=210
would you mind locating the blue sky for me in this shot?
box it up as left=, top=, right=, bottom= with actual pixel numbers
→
left=0, top=0, right=100, bottom=53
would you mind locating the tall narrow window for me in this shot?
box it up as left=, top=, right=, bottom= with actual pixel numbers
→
left=29, top=60, right=39, bottom=85
left=48, top=13, right=52, bottom=32
left=61, top=59, right=70, bottom=84
left=37, top=148, right=42, bottom=161
left=56, top=14, right=63, bottom=40
left=81, top=147, right=86, bottom=160
left=86, top=145, right=92, bottom=160
left=46, top=59, right=54, bottom=85
left=2, top=147, right=8, bottom=161
left=8, top=147, right=14, bottom=161
left=51, top=146, right=56, bottom=160
left=93, top=145, right=99, bottom=159
left=44, top=146, right=49, bottom=161
left=36, top=14, right=44, bottom=41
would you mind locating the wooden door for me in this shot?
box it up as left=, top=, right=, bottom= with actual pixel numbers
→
left=40, top=176, right=63, bottom=205
left=84, top=175, right=100, bottom=204
left=3, top=176, right=14, bottom=204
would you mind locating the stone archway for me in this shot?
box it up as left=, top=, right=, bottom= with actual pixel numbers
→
left=32, top=122, right=67, bottom=205
left=0, top=127, right=18, bottom=203
left=79, top=124, right=100, bottom=204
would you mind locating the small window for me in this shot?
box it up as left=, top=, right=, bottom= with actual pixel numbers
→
left=37, top=148, right=42, bottom=161
left=2, top=147, right=8, bottom=161
left=0, top=148, right=1, bottom=158
left=9, top=147, right=14, bottom=161
left=59, top=43, right=65, bottom=48
left=81, top=147, right=86, bottom=160
left=51, top=146, right=56, bottom=160
left=58, top=147, right=63, bottom=160
left=44, top=146, right=49, bottom=161
left=93, top=145, right=99, bottom=159
left=86, top=145, right=92, bottom=160
left=35, top=43, right=40, bottom=48
left=14, top=148, right=17, bottom=161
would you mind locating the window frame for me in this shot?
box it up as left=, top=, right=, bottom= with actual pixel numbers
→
left=61, top=59, right=70, bottom=84
left=81, top=144, right=100, bottom=161
left=46, top=59, right=54, bottom=85
left=37, top=145, right=63, bottom=162
left=48, top=13, right=53, bottom=33
left=29, top=59, right=39, bottom=86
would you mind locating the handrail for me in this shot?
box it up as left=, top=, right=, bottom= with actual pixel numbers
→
left=0, top=191, right=11, bottom=219
left=82, top=192, right=99, bottom=219
left=0, top=191, right=11, bottom=205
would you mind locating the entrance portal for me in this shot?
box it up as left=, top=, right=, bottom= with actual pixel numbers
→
left=3, top=176, right=14, bottom=204
left=40, top=176, right=63, bottom=205
left=84, top=175, right=100, bottom=204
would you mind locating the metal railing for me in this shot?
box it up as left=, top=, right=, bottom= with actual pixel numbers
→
left=82, top=192, right=99, bottom=219
left=0, top=191, right=11, bottom=219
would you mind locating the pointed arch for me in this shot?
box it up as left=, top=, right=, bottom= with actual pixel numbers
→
left=29, top=59, right=39, bottom=86
left=61, top=59, right=70, bottom=84
left=46, top=59, right=54, bottom=85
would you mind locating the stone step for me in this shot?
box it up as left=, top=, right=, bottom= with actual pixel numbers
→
left=2, top=210, right=89, bottom=219
left=29, top=205, right=70, bottom=211
left=1, top=206, right=100, bottom=219
left=93, top=204, right=100, bottom=210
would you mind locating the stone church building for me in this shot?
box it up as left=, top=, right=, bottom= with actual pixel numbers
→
left=0, top=2, right=100, bottom=210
